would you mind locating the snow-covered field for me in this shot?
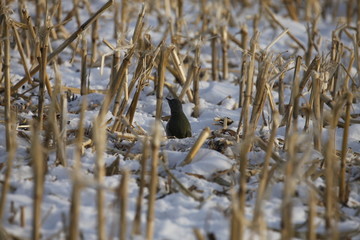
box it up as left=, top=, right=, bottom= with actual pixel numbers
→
left=0, top=0, right=360, bottom=239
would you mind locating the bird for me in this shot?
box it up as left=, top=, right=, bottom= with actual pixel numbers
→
left=165, top=97, right=192, bottom=139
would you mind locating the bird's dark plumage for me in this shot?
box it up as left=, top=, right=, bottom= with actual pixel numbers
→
left=166, top=97, right=192, bottom=139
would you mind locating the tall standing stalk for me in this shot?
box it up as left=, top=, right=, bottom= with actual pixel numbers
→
left=119, top=170, right=129, bottom=240
left=0, top=112, right=16, bottom=222
left=80, top=37, right=88, bottom=95
left=281, top=133, right=297, bottom=240
left=231, top=130, right=254, bottom=240
left=192, top=45, right=201, bottom=118
left=221, top=25, right=228, bottom=80
left=284, top=56, right=301, bottom=150
left=91, top=19, right=99, bottom=65
left=146, top=121, right=162, bottom=240
left=68, top=98, right=87, bottom=240
left=38, top=17, right=50, bottom=127
left=132, top=138, right=150, bottom=235
left=239, top=31, right=259, bottom=138
left=339, top=93, right=353, bottom=203
left=3, top=16, right=12, bottom=151
left=252, top=112, right=280, bottom=233
left=155, top=46, right=168, bottom=120
left=249, top=56, right=271, bottom=132
left=324, top=95, right=347, bottom=239
left=211, top=28, right=219, bottom=81
left=31, top=121, right=44, bottom=240
left=311, top=72, right=322, bottom=151
left=94, top=114, right=107, bottom=240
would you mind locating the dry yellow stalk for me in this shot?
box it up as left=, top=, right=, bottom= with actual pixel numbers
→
left=169, top=45, right=194, bottom=101
left=221, top=25, right=229, bottom=80
left=181, top=127, right=211, bottom=166
left=93, top=116, right=107, bottom=240
left=307, top=184, right=316, bottom=240
left=11, top=21, right=33, bottom=84
left=3, top=16, right=12, bottom=151
left=156, top=46, right=169, bottom=120
left=238, top=31, right=259, bottom=139
left=31, top=121, right=44, bottom=240
left=146, top=121, right=162, bottom=240
left=252, top=112, right=280, bottom=227
left=211, top=28, right=219, bottom=81
left=0, top=112, right=16, bottom=221
left=339, top=92, right=353, bottom=203
left=80, top=37, right=88, bottom=95
left=132, top=138, right=150, bottom=235
left=119, top=170, right=129, bottom=240
left=68, top=98, right=87, bottom=240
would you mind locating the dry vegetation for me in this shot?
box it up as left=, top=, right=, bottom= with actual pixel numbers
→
left=0, top=0, right=360, bottom=239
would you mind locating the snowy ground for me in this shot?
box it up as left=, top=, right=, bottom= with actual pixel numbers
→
left=1, top=0, right=360, bottom=239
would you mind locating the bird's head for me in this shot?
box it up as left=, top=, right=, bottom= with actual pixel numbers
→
left=166, top=97, right=183, bottom=114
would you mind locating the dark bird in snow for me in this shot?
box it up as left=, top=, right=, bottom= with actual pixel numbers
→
left=165, top=97, right=192, bottom=139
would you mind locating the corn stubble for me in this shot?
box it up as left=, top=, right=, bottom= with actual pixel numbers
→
left=0, top=0, right=359, bottom=239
